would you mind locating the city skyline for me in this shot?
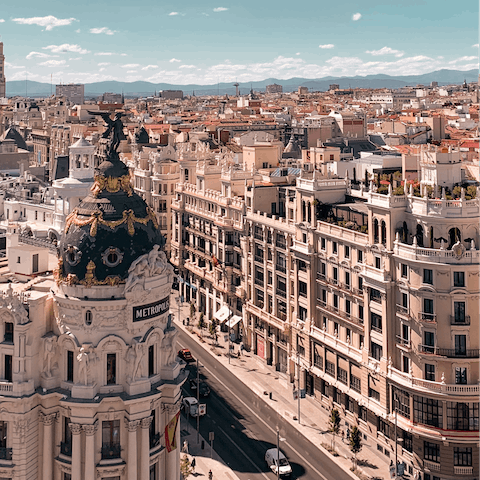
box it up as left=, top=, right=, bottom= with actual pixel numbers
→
left=0, top=0, right=478, bottom=85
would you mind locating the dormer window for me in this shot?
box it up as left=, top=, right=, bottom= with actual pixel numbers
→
left=101, top=247, right=123, bottom=268
left=65, top=246, right=82, bottom=266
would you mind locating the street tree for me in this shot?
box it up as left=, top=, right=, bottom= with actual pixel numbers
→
left=198, top=312, right=205, bottom=331
left=349, top=425, right=363, bottom=469
left=328, top=408, right=341, bottom=450
left=190, top=303, right=196, bottom=320
left=180, top=454, right=194, bottom=479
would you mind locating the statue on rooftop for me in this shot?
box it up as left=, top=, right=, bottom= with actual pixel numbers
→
left=88, top=111, right=126, bottom=156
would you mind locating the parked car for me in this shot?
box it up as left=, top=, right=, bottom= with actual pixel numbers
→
left=265, top=448, right=292, bottom=477
left=189, top=379, right=211, bottom=398
left=178, top=348, right=195, bottom=363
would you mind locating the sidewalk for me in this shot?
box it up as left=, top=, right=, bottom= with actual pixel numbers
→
left=180, top=418, right=241, bottom=480
left=172, top=295, right=399, bottom=480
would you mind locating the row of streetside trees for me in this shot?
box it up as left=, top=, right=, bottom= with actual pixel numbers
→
left=328, top=408, right=362, bottom=469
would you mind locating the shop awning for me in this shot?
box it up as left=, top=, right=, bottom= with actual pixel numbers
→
left=214, top=305, right=231, bottom=323
left=225, top=315, right=242, bottom=329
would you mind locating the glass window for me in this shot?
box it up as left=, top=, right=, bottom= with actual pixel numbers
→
left=455, top=367, right=467, bottom=384
left=378, top=418, right=390, bottom=438
left=425, top=364, right=435, bottom=381
left=107, top=354, right=116, bottom=385
left=370, top=342, right=382, bottom=361
left=454, top=447, right=472, bottom=466
left=414, top=396, right=442, bottom=428
left=67, top=351, right=74, bottom=382
left=401, top=263, right=408, bottom=278
left=148, top=345, right=155, bottom=377
left=4, top=323, right=13, bottom=343
left=344, top=245, right=350, bottom=258
left=447, top=402, right=479, bottom=431
left=454, top=302, right=466, bottom=323
left=332, top=241, right=338, bottom=254
left=102, top=420, right=120, bottom=459
left=359, top=405, right=367, bottom=422
left=423, top=269, right=433, bottom=285
left=424, top=441, right=440, bottom=463
left=337, top=366, right=347, bottom=384
left=455, top=335, right=466, bottom=356
left=375, top=257, right=381, bottom=269
left=350, top=374, right=361, bottom=393
left=394, top=388, right=410, bottom=418
left=370, top=313, right=382, bottom=333
left=357, top=250, right=363, bottom=263
left=403, top=431, right=413, bottom=453
left=453, top=271, right=465, bottom=287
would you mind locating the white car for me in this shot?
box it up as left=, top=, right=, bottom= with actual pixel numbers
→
left=265, top=448, right=292, bottom=477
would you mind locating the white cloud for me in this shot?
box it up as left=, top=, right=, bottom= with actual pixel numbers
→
left=26, top=51, right=53, bottom=60
left=169, top=58, right=181, bottom=63
left=95, top=52, right=114, bottom=56
left=122, top=63, right=140, bottom=68
left=213, top=7, right=228, bottom=12
left=69, top=57, right=81, bottom=61
left=127, top=70, right=136, bottom=73
left=39, top=59, right=67, bottom=66
left=90, top=27, right=116, bottom=35
left=352, top=13, right=362, bottom=21
left=365, top=46, right=404, bottom=58
left=296, top=52, right=300, bottom=55
left=12, top=15, right=76, bottom=31
left=169, top=12, right=179, bottom=15
left=43, top=44, right=89, bottom=54
left=9, top=70, right=40, bottom=81
left=75, top=29, right=81, bottom=33
left=319, top=44, right=334, bottom=49
left=120, top=53, right=127, bottom=56
left=449, top=55, right=477, bottom=63
left=142, top=65, right=158, bottom=70
left=99, top=68, right=106, bottom=72
left=179, top=65, right=196, bottom=69
left=202, top=12, right=210, bottom=16
left=5, top=62, right=25, bottom=69
left=472, top=44, right=479, bottom=48
left=98, top=62, right=110, bottom=66
left=0, top=19, right=5, bottom=23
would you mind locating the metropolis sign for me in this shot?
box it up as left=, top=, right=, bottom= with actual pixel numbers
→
left=133, top=297, right=170, bottom=322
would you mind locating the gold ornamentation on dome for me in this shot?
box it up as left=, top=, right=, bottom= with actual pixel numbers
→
left=83, top=260, right=96, bottom=287
left=65, top=274, right=78, bottom=286
left=90, top=174, right=133, bottom=197
left=65, top=207, right=158, bottom=237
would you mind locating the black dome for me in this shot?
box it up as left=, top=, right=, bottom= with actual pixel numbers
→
left=57, top=152, right=164, bottom=287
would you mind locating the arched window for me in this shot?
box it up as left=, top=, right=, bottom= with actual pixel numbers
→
left=307, top=202, right=312, bottom=223
left=448, top=228, right=461, bottom=248
left=302, top=201, right=306, bottom=222
left=416, top=225, right=424, bottom=247
left=184, top=168, right=189, bottom=182
left=373, top=219, right=379, bottom=244
left=381, top=221, right=387, bottom=246
left=85, top=310, right=93, bottom=326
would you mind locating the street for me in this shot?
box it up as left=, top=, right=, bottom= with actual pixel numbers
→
left=178, top=328, right=353, bottom=480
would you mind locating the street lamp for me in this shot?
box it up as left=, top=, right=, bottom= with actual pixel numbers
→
left=276, top=426, right=286, bottom=480
left=393, top=388, right=404, bottom=478
left=196, top=358, right=200, bottom=444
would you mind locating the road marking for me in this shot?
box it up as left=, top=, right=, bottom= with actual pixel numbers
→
left=217, top=425, right=271, bottom=480
left=178, top=338, right=334, bottom=480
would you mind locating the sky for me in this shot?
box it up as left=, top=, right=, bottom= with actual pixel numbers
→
left=0, top=0, right=478, bottom=85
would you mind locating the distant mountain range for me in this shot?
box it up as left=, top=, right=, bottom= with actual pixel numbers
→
left=6, top=69, right=478, bottom=98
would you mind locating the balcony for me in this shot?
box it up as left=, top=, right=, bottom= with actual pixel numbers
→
left=396, top=304, right=409, bottom=316
left=352, top=287, right=363, bottom=297
left=423, top=460, right=440, bottom=472
left=339, top=282, right=351, bottom=291
left=0, top=447, right=12, bottom=461
left=329, top=277, right=338, bottom=286
left=254, top=255, right=264, bottom=264
left=60, top=441, right=72, bottom=456
left=276, top=264, right=286, bottom=273
left=276, top=288, right=287, bottom=298
left=450, top=315, right=470, bottom=325
left=420, top=312, right=436, bottom=323
left=276, top=240, right=286, bottom=249
left=371, top=325, right=382, bottom=334
left=418, top=345, right=479, bottom=358
left=101, top=443, right=121, bottom=460
left=254, top=278, right=264, bottom=287
left=316, top=272, right=326, bottom=281
left=396, top=335, right=411, bottom=349
left=454, top=466, right=473, bottom=475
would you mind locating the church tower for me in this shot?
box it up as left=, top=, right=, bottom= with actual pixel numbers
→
left=0, top=43, right=5, bottom=98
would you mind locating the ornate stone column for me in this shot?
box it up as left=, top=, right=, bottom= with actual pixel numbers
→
left=140, top=417, right=152, bottom=480
left=83, top=423, right=97, bottom=480
left=69, top=423, right=82, bottom=480
left=125, top=419, right=140, bottom=480
left=40, top=412, right=57, bottom=480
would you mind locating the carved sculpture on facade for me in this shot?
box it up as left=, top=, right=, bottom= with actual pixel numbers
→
left=161, top=328, right=178, bottom=366
left=124, top=244, right=173, bottom=295
left=43, top=336, right=57, bottom=378
left=126, top=340, right=145, bottom=381
left=77, top=347, right=89, bottom=385
left=0, top=285, right=29, bottom=325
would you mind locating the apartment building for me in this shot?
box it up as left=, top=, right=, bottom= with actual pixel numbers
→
left=55, top=84, right=85, bottom=105
left=171, top=156, right=248, bottom=324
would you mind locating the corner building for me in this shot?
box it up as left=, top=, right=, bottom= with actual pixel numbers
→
left=291, top=156, right=479, bottom=479
left=0, top=149, right=184, bottom=479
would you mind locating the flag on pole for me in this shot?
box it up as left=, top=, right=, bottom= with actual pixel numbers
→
left=165, top=411, right=180, bottom=452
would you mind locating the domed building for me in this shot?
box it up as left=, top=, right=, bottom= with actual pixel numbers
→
left=0, top=119, right=185, bottom=480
